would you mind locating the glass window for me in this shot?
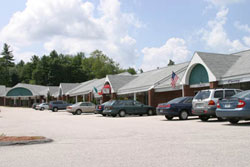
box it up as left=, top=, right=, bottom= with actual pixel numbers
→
left=87, top=103, right=94, bottom=106
left=194, top=91, right=211, bottom=100
left=236, top=90, right=243, bottom=93
left=124, top=101, right=133, bottom=106
left=184, top=98, right=193, bottom=104
left=233, top=90, right=250, bottom=98
left=134, top=101, right=142, bottom=106
left=225, top=90, right=235, bottom=98
left=214, top=91, right=223, bottom=99
left=168, top=97, right=186, bottom=103
left=80, top=103, right=87, bottom=106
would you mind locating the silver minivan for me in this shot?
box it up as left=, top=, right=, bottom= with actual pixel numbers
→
left=192, top=89, right=242, bottom=121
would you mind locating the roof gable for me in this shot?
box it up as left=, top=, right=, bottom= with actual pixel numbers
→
left=197, top=52, right=240, bottom=79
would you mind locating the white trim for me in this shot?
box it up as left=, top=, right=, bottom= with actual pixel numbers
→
left=105, top=76, right=115, bottom=93
left=190, top=83, right=210, bottom=88
left=155, top=85, right=182, bottom=93
left=219, top=75, right=250, bottom=85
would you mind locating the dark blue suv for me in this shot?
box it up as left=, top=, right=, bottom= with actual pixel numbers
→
left=49, top=100, right=71, bottom=112
left=157, top=97, right=194, bottom=120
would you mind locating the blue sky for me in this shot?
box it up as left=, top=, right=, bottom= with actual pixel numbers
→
left=0, top=0, right=250, bottom=71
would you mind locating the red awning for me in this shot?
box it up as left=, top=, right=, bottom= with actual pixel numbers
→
left=103, top=84, right=111, bottom=89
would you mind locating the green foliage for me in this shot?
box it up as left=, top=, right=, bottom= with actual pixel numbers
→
left=0, top=44, right=136, bottom=87
left=0, top=43, right=15, bottom=86
left=168, top=59, right=175, bottom=66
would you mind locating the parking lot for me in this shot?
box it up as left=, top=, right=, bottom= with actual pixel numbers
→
left=1, top=107, right=250, bottom=167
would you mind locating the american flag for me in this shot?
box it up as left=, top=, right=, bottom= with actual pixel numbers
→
left=171, top=71, right=179, bottom=88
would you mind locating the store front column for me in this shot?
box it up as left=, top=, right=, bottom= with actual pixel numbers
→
left=148, top=89, right=155, bottom=107
left=83, top=94, right=85, bottom=102
left=210, top=81, right=218, bottom=89
left=75, top=96, right=78, bottom=103
left=88, top=92, right=92, bottom=102
left=4, top=97, right=6, bottom=106
left=134, top=93, right=136, bottom=101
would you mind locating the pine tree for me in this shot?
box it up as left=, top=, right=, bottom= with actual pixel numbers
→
left=0, top=43, right=14, bottom=67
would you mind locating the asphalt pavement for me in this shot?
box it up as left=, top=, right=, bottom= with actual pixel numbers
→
left=0, top=106, right=250, bottom=167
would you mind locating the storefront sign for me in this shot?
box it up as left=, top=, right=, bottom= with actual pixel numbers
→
left=228, top=79, right=240, bottom=84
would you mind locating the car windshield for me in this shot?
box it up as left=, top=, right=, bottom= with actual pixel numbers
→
left=105, top=100, right=116, bottom=106
left=194, top=90, right=211, bottom=100
left=232, top=90, right=250, bottom=98
left=102, top=101, right=113, bottom=106
left=167, top=97, right=186, bottom=104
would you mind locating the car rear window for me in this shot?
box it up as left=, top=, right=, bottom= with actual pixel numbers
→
left=225, top=90, right=235, bottom=98
left=233, top=90, right=250, bottom=98
left=194, top=91, right=211, bottom=100
left=168, top=97, right=186, bottom=104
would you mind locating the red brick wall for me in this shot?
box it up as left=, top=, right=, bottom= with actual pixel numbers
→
left=154, top=90, right=182, bottom=107
left=0, top=97, right=4, bottom=106
left=148, top=89, right=155, bottom=107
left=183, top=85, right=210, bottom=96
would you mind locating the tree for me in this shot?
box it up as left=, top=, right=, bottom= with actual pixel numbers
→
left=168, top=59, right=175, bottom=66
left=126, top=67, right=137, bottom=75
left=0, top=43, right=15, bottom=86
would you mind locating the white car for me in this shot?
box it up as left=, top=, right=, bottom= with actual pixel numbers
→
left=36, top=103, right=49, bottom=111
left=67, top=102, right=96, bottom=115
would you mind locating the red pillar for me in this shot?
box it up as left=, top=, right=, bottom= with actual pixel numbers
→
left=210, top=81, right=218, bottom=89
left=111, top=93, right=117, bottom=100
left=88, top=92, right=92, bottom=102
left=148, top=89, right=155, bottom=107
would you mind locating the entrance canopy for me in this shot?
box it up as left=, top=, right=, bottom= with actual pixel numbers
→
left=6, top=87, right=33, bottom=97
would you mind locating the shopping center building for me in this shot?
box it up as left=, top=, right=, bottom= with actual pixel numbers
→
left=0, top=49, right=250, bottom=107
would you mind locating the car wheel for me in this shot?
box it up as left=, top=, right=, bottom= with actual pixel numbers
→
left=179, top=110, right=189, bottom=120
left=76, top=109, right=82, bottom=115
left=72, top=112, right=76, bottom=115
left=165, top=115, right=173, bottom=120
left=228, top=119, right=239, bottom=124
left=147, top=109, right=153, bottom=116
left=102, top=114, right=107, bottom=117
left=139, top=114, right=143, bottom=116
left=199, top=116, right=209, bottom=121
left=53, top=107, right=58, bottom=112
left=119, top=110, right=126, bottom=117
left=40, top=107, right=44, bottom=111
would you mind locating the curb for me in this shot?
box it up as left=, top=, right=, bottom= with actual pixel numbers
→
left=0, top=138, right=53, bottom=146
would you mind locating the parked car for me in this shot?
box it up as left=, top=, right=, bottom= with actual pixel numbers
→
left=103, top=100, right=155, bottom=117
left=216, top=90, right=250, bottom=124
left=157, top=96, right=194, bottom=120
left=36, top=103, right=49, bottom=111
left=67, top=102, right=96, bottom=115
left=32, top=103, right=39, bottom=109
left=95, top=100, right=114, bottom=116
left=49, top=100, right=71, bottom=112
left=192, top=88, right=242, bottom=121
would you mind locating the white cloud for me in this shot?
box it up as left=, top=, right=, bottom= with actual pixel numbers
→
left=0, top=0, right=142, bottom=67
left=243, top=37, right=250, bottom=46
left=205, top=0, right=244, bottom=7
left=234, top=21, right=250, bottom=33
left=199, top=7, right=248, bottom=53
left=141, top=38, right=191, bottom=71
